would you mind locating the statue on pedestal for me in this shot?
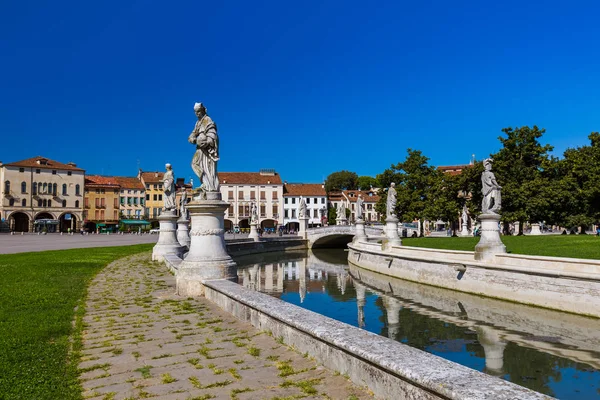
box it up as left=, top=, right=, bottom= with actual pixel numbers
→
left=162, top=164, right=176, bottom=212
left=386, top=183, right=397, bottom=219
left=356, top=194, right=364, bottom=220
left=481, top=158, right=502, bottom=214
left=251, top=202, right=258, bottom=224
left=462, top=204, right=468, bottom=225
left=180, top=189, right=189, bottom=220
left=189, top=102, right=220, bottom=196
left=337, top=203, right=346, bottom=219
left=299, top=198, right=307, bottom=218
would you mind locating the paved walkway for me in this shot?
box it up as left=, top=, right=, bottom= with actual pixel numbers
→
left=79, top=253, right=373, bottom=400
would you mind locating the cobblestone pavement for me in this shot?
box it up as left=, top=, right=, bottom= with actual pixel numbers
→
left=79, top=253, right=373, bottom=400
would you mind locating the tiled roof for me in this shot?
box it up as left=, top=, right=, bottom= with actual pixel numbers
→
left=283, top=183, right=326, bottom=197
left=3, top=156, right=84, bottom=171
left=438, top=164, right=471, bottom=176
left=140, top=171, right=164, bottom=183
left=113, top=176, right=145, bottom=190
left=219, top=172, right=283, bottom=185
left=340, top=190, right=380, bottom=203
left=85, top=175, right=120, bottom=187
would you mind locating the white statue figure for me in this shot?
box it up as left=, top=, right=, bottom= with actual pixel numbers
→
left=356, top=194, right=364, bottom=220
left=337, top=202, right=345, bottom=219
left=189, top=102, right=220, bottom=195
left=251, top=202, right=258, bottom=224
left=180, top=189, right=189, bottom=220
left=299, top=198, right=307, bottom=218
left=481, top=158, right=502, bottom=214
left=162, top=164, right=177, bottom=211
left=462, top=204, right=468, bottom=225
left=386, top=182, right=397, bottom=219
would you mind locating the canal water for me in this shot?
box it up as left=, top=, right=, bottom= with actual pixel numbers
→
left=235, top=249, right=600, bottom=399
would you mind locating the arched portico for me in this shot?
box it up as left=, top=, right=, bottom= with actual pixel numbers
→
left=239, top=218, right=250, bottom=229
left=224, top=219, right=234, bottom=232
left=58, top=212, right=78, bottom=232
left=34, top=212, right=58, bottom=233
left=9, top=212, right=30, bottom=232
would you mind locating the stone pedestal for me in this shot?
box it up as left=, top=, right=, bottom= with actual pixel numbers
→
left=513, top=221, right=520, bottom=235
left=474, top=213, right=506, bottom=261
left=460, top=223, right=470, bottom=237
left=298, top=217, right=309, bottom=239
left=176, top=194, right=237, bottom=297
left=248, top=222, right=260, bottom=241
left=477, top=326, right=507, bottom=376
left=177, top=218, right=191, bottom=248
left=382, top=216, right=402, bottom=250
left=354, top=219, right=367, bottom=242
left=152, top=211, right=185, bottom=262
left=529, top=223, right=542, bottom=235
left=336, top=216, right=347, bottom=226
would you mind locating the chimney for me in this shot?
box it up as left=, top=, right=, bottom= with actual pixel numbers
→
left=67, top=162, right=77, bottom=167
left=155, top=172, right=158, bottom=178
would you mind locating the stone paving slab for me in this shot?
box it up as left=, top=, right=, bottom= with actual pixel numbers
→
left=79, top=252, right=373, bottom=400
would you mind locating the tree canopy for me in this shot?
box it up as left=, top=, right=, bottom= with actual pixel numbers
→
left=324, top=170, right=358, bottom=193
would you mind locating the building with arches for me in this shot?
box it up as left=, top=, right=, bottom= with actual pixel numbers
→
left=0, top=156, right=85, bottom=232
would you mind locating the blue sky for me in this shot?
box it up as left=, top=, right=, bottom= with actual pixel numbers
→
left=1, top=1, right=599, bottom=184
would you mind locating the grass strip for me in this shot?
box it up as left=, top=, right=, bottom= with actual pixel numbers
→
left=0, top=244, right=153, bottom=399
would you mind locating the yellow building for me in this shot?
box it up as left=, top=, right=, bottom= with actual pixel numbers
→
left=84, top=175, right=121, bottom=232
left=0, top=156, right=85, bottom=232
left=138, top=170, right=164, bottom=220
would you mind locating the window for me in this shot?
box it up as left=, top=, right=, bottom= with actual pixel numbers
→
left=238, top=205, right=243, bottom=216
left=314, top=198, right=318, bottom=204
left=284, top=210, right=289, bottom=218
left=95, top=210, right=99, bottom=219
left=48, top=200, right=51, bottom=207
left=100, top=210, right=105, bottom=219
left=367, top=204, right=372, bottom=210
left=260, top=191, right=266, bottom=200
left=62, top=200, right=67, bottom=207
left=95, top=189, right=100, bottom=194
left=158, top=194, right=162, bottom=201
left=273, top=205, right=278, bottom=217
left=146, top=194, right=150, bottom=200
left=260, top=204, right=266, bottom=217
left=228, top=205, right=233, bottom=214
left=21, top=181, right=26, bottom=193
left=101, top=198, right=105, bottom=207
left=33, top=182, right=37, bottom=195
left=228, top=190, right=234, bottom=200
left=52, top=183, right=57, bottom=196
left=67, top=171, right=72, bottom=176
left=22, top=199, right=26, bottom=207
left=306, top=198, right=310, bottom=204
left=133, top=198, right=138, bottom=205
left=114, top=210, right=118, bottom=220
left=52, top=170, right=57, bottom=175
left=250, top=191, right=255, bottom=200
left=95, top=198, right=100, bottom=208
left=153, top=194, right=157, bottom=201
left=84, top=198, right=89, bottom=208
left=127, top=209, right=132, bottom=216
left=238, top=191, right=244, bottom=200
left=291, top=209, right=296, bottom=218
left=321, top=198, right=325, bottom=204
left=62, top=184, right=67, bottom=195
left=75, top=200, right=79, bottom=208
left=114, top=198, right=118, bottom=208
left=19, top=167, right=25, bottom=173
left=38, top=199, right=42, bottom=207
left=128, top=190, right=131, bottom=194
left=36, top=169, right=40, bottom=174
left=272, top=192, right=278, bottom=200
left=9, top=198, right=14, bottom=206
left=127, top=197, right=132, bottom=205
left=153, top=184, right=157, bottom=189
left=146, top=184, right=150, bottom=189
left=292, top=198, right=296, bottom=204
left=75, top=184, right=81, bottom=196
left=42, top=199, right=47, bottom=207
left=284, top=198, right=288, bottom=204
left=140, top=197, right=144, bottom=205
left=120, top=197, right=125, bottom=205
left=4, top=180, right=10, bottom=194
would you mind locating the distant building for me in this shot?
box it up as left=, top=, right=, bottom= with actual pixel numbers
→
left=0, top=156, right=84, bottom=232
left=84, top=175, right=121, bottom=232
left=113, top=176, right=147, bottom=228
left=219, top=170, right=283, bottom=231
left=437, top=164, right=471, bottom=176
left=138, top=170, right=164, bottom=220
left=283, top=183, right=327, bottom=230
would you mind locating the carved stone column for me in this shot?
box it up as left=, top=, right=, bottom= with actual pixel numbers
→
left=152, top=210, right=185, bottom=262
left=298, top=216, right=309, bottom=239
left=383, top=215, right=402, bottom=250
left=176, top=194, right=237, bottom=296
left=383, top=295, right=402, bottom=340
left=354, top=219, right=367, bottom=243
left=474, top=213, right=506, bottom=261
left=248, top=221, right=260, bottom=241
left=177, top=218, right=191, bottom=248
left=477, top=326, right=507, bottom=376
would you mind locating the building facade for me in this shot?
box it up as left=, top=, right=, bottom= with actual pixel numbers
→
left=139, top=171, right=164, bottom=220
left=114, top=177, right=146, bottom=223
left=0, top=156, right=84, bottom=232
left=83, top=175, right=121, bottom=232
left=344, top=189, right=381, bottom=223
left=283, top=183, right=327, bottom=230
left=219, top=170, right=284, bottom=231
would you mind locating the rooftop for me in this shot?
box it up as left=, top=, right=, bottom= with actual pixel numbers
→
left=283, top=183, right=326, bottom=197
left=219, top=172, right=283, bottom=185
left=2, top=156, right=84, bottom=171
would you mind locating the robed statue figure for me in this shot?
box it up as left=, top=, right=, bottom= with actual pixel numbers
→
left=162, top=164, right=176, bottom=211
left=356, top=194, right=365, bottom=220
left=189, top=102, right=220, bottom=194
left=481, top=158, right=502, bottom=214
left=386, top=183, right=397, bottom=219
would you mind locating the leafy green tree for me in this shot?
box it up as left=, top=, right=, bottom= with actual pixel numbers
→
left=491, top=126, right=554, bottom=234
left=327, top=206, right=337, bottom=225
left=324, top=170, right=358, bottom=193
left=357, top=176, right=379, bottom=190
left=425, top=170, right=461, bottom=235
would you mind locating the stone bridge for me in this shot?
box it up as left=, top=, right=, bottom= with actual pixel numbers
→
left=305, top=225, right=383, bottom=248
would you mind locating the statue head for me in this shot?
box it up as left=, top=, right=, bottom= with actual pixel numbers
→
left=483, top=158, right=493, bottom=171
left=165, top=163, right=172, bottom=171
left=194, top=102, right=207, bottom=118
left=390, top=182, right=396, bottom=188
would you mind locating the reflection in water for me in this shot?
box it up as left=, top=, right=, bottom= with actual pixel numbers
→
left=234, top=249, right=600, bottom=399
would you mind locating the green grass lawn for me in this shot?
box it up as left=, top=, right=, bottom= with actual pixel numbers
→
left=403, top=234, right=600, bottom=260
left=0, top=244, right=153, bottom=400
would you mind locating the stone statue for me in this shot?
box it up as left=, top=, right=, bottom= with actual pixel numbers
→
left=481, top=158, right=502, bottom=214
left=162, top=164, right=176, bottom=211
left=250, top=202, right=258, bottom=224
left=356, top=194, right=364, bottom=220
left=337, top=203, right=345, bottom=219
left=189, top=102, right=220, bottom=195
left=386, top=183, right=397, bottom=219
left=299, top=198, right=307, bottom=218
left=180, top=189, right=189, bottom=220
left=462, top=204, right=468, bottom=224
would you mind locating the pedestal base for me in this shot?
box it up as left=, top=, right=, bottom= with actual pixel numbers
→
left=152, top=211, right=186, bottom=262
left=460, top=224, right=470, bottom=237
left=354, top=219, right=367, bottom=242
left=529, top=223, right=542, bottom=235
left=248, top=222, right=260, bottom=241
left=382, top=216, right=402, bottom=250
left=474, top=213, right=506, bottom=261
left=298, top=217, right=309, bottom=239
left=336, top=218, right=347, bottom=226
left=177, top=218, right=191, bottom=248
left=177, top=197, right=237, bottom=297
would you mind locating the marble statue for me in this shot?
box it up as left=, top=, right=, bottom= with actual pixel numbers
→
left=180, top=189, right=189, bottom=220
left=482, top=158, right=502, bottom=214
left=462, top=204, right=468, bottom=224
left=162, top=164, right=176, bottom=211
left=251, top=202, right=258, bottom=224
left=386, top=182, right=397, bottom=219
left=337, top=203, right=345, bottom=219
left=299, top=198, right=307, bottom=218
left=356, top=194, right=364, bottom=220
left=189, top=102, right=220, bottom=194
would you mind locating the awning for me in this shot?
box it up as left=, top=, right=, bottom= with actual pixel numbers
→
left=97, top=223, right=106, bottom=227
left=121, top=220, right=150, bottom=225
left=34, top=219, right=59, bottom=225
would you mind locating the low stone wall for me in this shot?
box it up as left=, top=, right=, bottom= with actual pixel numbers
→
left=348, top=241, right=600, bottom=318
left=226, top=238, right=307, bottom=257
